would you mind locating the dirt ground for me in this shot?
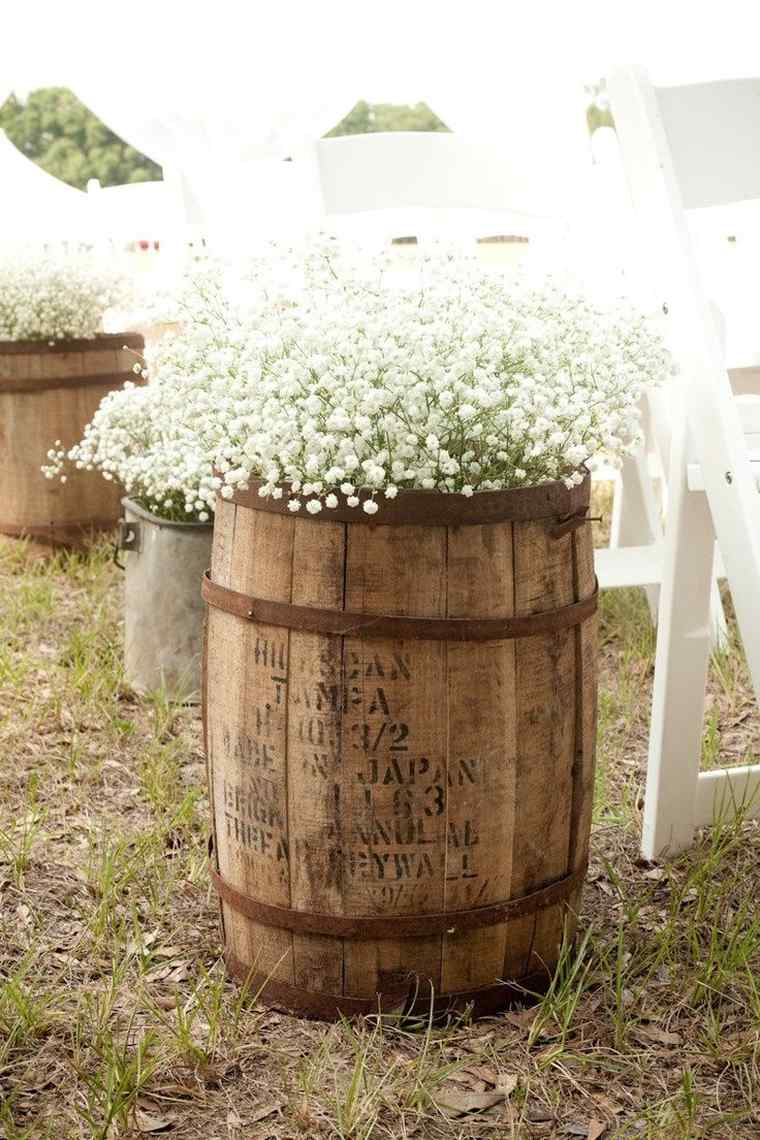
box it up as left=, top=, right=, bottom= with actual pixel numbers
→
left=1, top=498, right=758, bottom=1139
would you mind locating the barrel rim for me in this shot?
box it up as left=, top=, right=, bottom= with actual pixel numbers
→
left=123, top=496, right=214, bottom=531
left=225, top=473, right=590, bottom=526
left=0, top=332, right=145, bottom=355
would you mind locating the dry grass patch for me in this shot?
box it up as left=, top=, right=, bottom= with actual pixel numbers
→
left=0, top=514, right=759, bottom=1139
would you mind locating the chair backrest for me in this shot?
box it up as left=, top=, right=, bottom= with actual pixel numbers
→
left=316, top=131, right=560, bottom=216
left=308, top=130, right=582, bottom=248
left=606, top=67, right=760, bottom=354
left=656, top=79, right=760, bottom=210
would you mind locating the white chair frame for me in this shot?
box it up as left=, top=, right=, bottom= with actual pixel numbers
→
left=607, top=67, right=760, bottom=858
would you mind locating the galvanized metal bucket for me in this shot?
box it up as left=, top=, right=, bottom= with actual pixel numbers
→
left=119, top=498, right=212, bottom=702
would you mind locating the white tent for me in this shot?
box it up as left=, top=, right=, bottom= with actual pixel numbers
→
left=0, top=128, right=93, bottom=242
left=4, top=0, right=760, bottom=240
left=85, top=177, right=200, bottom=241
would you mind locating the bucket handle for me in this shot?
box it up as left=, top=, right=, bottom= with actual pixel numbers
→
left=112, top=520, right=141, bottom=570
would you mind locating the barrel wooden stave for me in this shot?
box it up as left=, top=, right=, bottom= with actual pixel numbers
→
left=0, top=334, right=143, bottom=546
left=205, top=483, right=597, bottom=1017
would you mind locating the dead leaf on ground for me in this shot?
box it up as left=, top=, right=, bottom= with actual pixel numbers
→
left=437, top=1088, right=510, bottom=1116
left=633, top=1024, right=682, bottom=1046
left=134, top=1108, right=174, bottom=1133
left=587, top=1121, right=608, bottom=1139
left=503, top=1006, right=537, bottom=1032
left=593, top=1096, right=624, bottom=1117
left=458, top=1063, right=494, bottom=1085
left=151, top=993, right=177, bottom=1011
left=525, top=1102, right=554, bottom=1123
left=249, top=1101, right=284, bottom=1123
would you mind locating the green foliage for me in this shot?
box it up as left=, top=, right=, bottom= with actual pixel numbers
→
left=587, top=102, right=615, bottom=134
left=586, top=79, right=615, bottom=134
left=0, top=87, right=161, bottom=190
left=325, top=99, right=449, bottom=137
left=1, top=86, right=607, bottom=194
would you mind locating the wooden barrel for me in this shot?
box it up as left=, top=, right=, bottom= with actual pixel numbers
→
left=0, top=333, right=144, bottom=548
left=202, top=477, right=598, bottom=1020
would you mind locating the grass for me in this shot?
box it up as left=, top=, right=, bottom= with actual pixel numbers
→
left=1, top=497, right=759, bottom=1139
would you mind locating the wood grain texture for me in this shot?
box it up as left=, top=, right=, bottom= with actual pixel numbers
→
left=205, top=495, right=597, bottom=1017
left=505, top=520, right=576, bottom=981
left=567, top=525, right=599, bottom=925
left=341, top=523, right=447, bottom=1000
left=0, top=336, right=143, bottom=546
left=441, top=522, right=516, bottom=992
left=287, top=517, right=346, bottom=993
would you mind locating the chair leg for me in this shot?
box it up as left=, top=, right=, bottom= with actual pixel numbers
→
left=613, top=450, right=661, bottom=622
left=709, top=575, right=729, bottom=650
left=642, top=421, right=714, bottom=860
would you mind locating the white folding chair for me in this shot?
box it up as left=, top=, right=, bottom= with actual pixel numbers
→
left=607, top=67, right=760, bottom=857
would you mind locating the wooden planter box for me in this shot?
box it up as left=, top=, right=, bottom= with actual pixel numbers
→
left=0, top=333, right=144, bottom=549
left=202, top=478, right=598, bottom=1019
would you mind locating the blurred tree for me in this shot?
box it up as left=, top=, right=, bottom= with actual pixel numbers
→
left=586, top=80, right=615, bottom=133
left=326, top=100, right=449, bottom=136
left=0, top=88, right=162, bottom=189
left=2, top=89, right=608, bottom=190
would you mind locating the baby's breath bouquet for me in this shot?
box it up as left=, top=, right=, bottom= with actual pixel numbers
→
left=44, top=240, right=672, bottom=522
left=0, top=251, right=129, bottom=341
left=192, top=240, right=672, bottom=516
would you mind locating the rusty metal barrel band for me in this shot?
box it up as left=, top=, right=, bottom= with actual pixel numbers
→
left=0, top=519, right=118, bottom=540
left=0, top=371, right=143, bottom=395
left=226, top=475, right=590, bottom=527
left=0, top=333, right=145, bottom=355
left=224, top=954, right=554, bottom=1019
left=209, top=859, right=586, bottom=940
left=201, top=570, right=598, bottom=642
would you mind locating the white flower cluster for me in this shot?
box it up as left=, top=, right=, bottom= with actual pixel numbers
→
left=0, top=251, right=129, bottom=341
left=43, top=241, right=673, bottom=520
left=43, top=382, right=215, bottom=524
left=42, top=262, right=232, bottom=522
left=190, top=240, right=672, bottom=514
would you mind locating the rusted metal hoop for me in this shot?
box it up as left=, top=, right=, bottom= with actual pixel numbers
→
left=0, top=371, right=143, bottom=395
left=0, top=518, right=118, bottom=541
left=210, top=858, right=586, bottom=940
left=201, top=570, right=598, bottom=642
left=224, top=955, right=554, bottom=1020
left=0, top=333, right=145, bottom=356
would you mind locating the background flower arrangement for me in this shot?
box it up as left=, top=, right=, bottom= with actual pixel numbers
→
left=42, top=261, right=239, bottom=522
left=0, top=250, right=130, bottom=341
